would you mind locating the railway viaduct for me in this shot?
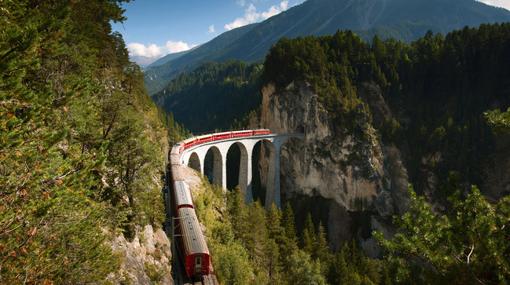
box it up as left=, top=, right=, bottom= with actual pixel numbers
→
left=171, top=131, right=303, bottom=207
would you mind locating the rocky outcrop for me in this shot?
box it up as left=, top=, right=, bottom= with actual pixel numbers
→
left=257, top=81, right=409, bottom=254
left=109, top=225, right=173, bottom=285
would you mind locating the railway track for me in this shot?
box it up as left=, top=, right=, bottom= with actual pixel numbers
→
left=165, top=163, right=219, bottom=285
left=183, top=274, right=218, bottom=285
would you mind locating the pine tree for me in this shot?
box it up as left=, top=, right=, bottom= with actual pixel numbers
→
left=315, top=222, right=331, bottom=266
left=227, top=187, right=248, bottom=240
left=302, top=213, right=316, bottom=255
left=329, top=247, right=349, bottom=285
left=266, top=204, right=284, bottom=284
left=287, top=251, right=327, bottom=285
left=281, top=203, right=298, bottom=250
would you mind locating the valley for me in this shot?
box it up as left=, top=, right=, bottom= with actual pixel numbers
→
left=2, top=0, right=510, bottom=284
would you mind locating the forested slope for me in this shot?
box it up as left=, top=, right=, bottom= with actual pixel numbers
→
left=264, top=23, right=510, bottom=199
left=253, top=23, right=510, bottom=283
left=153, top=61, right=262, bottom=132
left=0, top=1, right=180, bottom=283
left=145, top=0, right=510, bottom=95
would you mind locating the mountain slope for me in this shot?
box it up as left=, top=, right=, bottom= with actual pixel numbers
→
left=153, top=61, right=262, bottom=132
left=145, top=0, right=510, bottom=95
left=257, top=23, right=510, bottom=265
left=148, top=49, right=192, bottom=68
left=1, top=1, right=173, bottom=283
left=144, top=24, right=257, bottom=94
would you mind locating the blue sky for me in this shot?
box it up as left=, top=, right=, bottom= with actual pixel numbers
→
left=113, top=0, right=509, bottom=61
left=113, top=0, right=305, bottom=60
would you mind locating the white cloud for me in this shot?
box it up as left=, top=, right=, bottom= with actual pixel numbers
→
left=477, top=0, right=510, bottom=10
left=208, top=25, right=216, bottom=33
left=224, top=1, right=291, bottom=31
left=165, top=40, right=194, bottom=53
left=127, top=40, right=195, bottom=59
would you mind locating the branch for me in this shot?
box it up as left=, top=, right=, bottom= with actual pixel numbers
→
left=467, top=244, right=474, bottom=264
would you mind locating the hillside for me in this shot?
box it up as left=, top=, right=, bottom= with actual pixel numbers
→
left=145, top=0, right=510, bottom=95
left=254, top=23, right=510, bottom=282
left=144, top=24, right=257, bottom=95
left=153, top=61, right=262, bottom=132
left=0, top=1, right=182, bottom=283
left=255, top=24, right=510, bottom=284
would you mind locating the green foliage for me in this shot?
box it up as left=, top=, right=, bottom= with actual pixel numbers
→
left=485, top=108, right=510, bottom=135
left=193, top=181, right=255, bottom=284
left=153, top=61, right=263, bottom=132
left=0, top=0, right=168, bottom=283
left=194, top=179, right=388, bottom=284
left=287, top=250, right=327, bottom=285
left=376, top=186, right=510, bottom=284
left=302, top=213, right=316, bottom=254
left=264, top=24, right=510, bottom=197
left=144, top=0, right=510, bottom=97
left=161, top=111, right=190, bottom=145
left=213, top=242, right=254, bottom=285
left=328, top=242, right=385, bottom=285
left=144, top=262, right=164, bottom=283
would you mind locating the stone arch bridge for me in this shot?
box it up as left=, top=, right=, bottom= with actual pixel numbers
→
left=170, top=129, right=303, bottom=207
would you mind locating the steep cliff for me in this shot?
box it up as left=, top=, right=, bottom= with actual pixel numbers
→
left=251, top=26, right=510, bottom=255
left=257, top=82, right=409, bottom=253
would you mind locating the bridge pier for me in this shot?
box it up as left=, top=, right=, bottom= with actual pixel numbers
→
left=221, top=155, right=227, bottom=190
left=273, top=145, right=281, bottom=208
left=238, top=142, right=255, bottom=203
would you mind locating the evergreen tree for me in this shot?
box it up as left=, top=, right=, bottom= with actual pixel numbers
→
left=302, top=213, right=316, bottom=255
left=281, top=203, right=298, bottom=250
left=287, top=251, right=327, bottom=285
left=376, top=186, right=510, bottom=284
left=227, top=187, right=248, bottom=241
left=0, top=1, right=168, bottom=282
left=245, top=201, right=270, bottom=279
left=266, top=204, right=284, bottom=284
left=315, top=222, right=332, bottom=267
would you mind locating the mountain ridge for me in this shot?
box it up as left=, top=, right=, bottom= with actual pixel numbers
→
left=145, top=0, right=510, bottom=95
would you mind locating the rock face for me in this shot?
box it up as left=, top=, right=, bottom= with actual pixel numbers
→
left=109, top=225, right=173, bottom=285
left=258, top=82, right=409, bottom=254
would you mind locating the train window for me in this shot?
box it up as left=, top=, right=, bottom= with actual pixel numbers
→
left=195, top=256, right=202, bottom=273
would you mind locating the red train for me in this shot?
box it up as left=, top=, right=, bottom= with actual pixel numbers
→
left=170, top=129, right=271, bottom=279
left=173, top=181, right=212, bottom=278
left=176, top=129, right=271, bottom=153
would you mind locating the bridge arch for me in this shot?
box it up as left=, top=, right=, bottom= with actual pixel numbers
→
left=187, top=152, right=201, bottom=173
left=204, top=146, right=223, bottom=187
left=226, top=142, right=249, bottom=192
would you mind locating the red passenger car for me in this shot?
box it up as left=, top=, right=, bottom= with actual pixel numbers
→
left=174, top=181, right=193, bottom=210
left=180, top=129, right=272, bottom=152
left=178, top=207, right=212, bottom=277
left=253, top=129, right=271, bottom=136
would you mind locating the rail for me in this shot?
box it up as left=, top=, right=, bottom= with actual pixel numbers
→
left=176, top=129, right=271, bottom=153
